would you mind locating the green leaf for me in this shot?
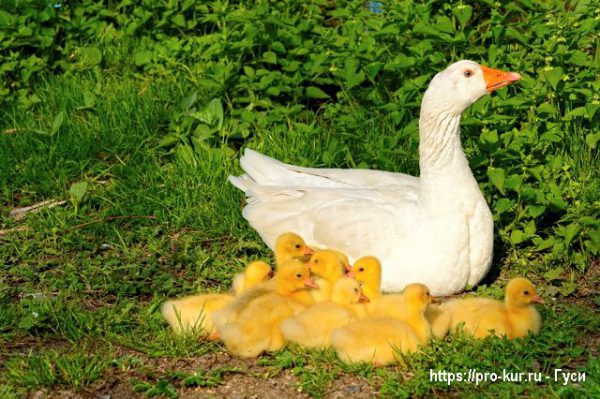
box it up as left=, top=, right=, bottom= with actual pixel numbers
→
left=452, top=5, right=472, bottom=28
left=569, top=50, right=590, bottom=66
left=134, top=51, right=153, bottom=66
left=69, top=181, right=89, bottom=203
left=77, top=47, right=102, bottom=66
left=536, top=103, right=556, bottom=115
left=562, top=107, right=586, bottom=121
left=207, top=98, right=224, bottom=129
left=541, top=67, right=563, bottom=90
left=263, top=51, right=277, bottom=64
left=494, top=198, right=513, bottom=215
left=543, top=267, right=564, bottom=281
left=305, top=86, right=329, bottom=99
left=487, top=167, right=506, bottom=193
left=527, top=205, right=546, bottom=218
left=480, top=130, right=498, bottom=145
left=510, top=230, right=526, bottom=245
left=561, top=223, right=581, bottom=246
left=50, top=112, right=64, bottom=136
left=585, top=133, right=600, bottom=149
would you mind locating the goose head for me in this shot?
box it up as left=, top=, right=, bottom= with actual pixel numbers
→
left=505, top=277, right=544, bottom=308
left=423, top=60, right=521, bottom=115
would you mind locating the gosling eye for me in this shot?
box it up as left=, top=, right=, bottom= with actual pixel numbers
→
left=294, top=244, right=301, bottom=250
left=354, top=288, right=359, bottom=293
left=314, top=259, right=319, bottom=264
left=295, top=273, right=302, bottom=279
left=523, top=290, right=529, bottom=295
left=464, top=69, right=473, bottom=78
left=358, top=267, right=365, bottom=272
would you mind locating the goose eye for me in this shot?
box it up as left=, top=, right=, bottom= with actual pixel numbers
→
left=294, top=244, right=301, bottom=250
left=464, top=69, right=473, bottom=78
left=523, top=290, right=529, bottom=295
left=314, top=259, right=319, bottom=264
left=354, top=288, right=359, bottom=293
left=358, top=267, right=365, bottom=272
left=296, top=273, right=302, bottom=279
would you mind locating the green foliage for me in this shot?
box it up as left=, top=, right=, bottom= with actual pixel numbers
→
left=3, top=0, right=596, bottom=270
left=0, top=0, right=599, bottom=397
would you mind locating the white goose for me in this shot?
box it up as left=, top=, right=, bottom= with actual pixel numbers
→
left=229, top=60, right=521, bottom=296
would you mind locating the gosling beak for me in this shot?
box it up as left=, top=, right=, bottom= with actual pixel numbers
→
left=343, top=262, right=352, bottom=273
left=303, top=246, right=315, bottom=256
left=359, top=292, right=370, bottom=303
left=481, top=65, right=521, bottom=92
left=531, top=295, right=545, bottom=304
left=267, top=270, right=275, bottom=279
left=430, top=296, right=438, bottom=304
left=345, top=270, right=355, bottom=279
left=304, top=277, right=319, bottom=289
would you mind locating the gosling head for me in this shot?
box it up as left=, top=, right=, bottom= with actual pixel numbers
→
left=308, top=250, right=346, bottom=282
left=505, top=277, right=544, bottom=308
left=402, top=283, right=434, bottom=312
left=331, top=278, right=369, bottom=305
left=275, top=232, right=314, bottom=264
left=276, top=259, right=319, bottom=295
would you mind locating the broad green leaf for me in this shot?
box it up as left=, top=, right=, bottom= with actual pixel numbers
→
left=180, top=91, right=197, bottom=111
left=480, top=130, right=498, bottom=145
left=77, top=47, right=102, bottom=66
left=487, top=167, right=506, bottom=193
left=134, top=51, right=153, bottom=66
left=50, top=112, right=64, bottom=136
left=263, top=51, right=277, bottom=64
left=561, top=224, right=581, bottom=246
left=494, top=198, right=513, bottom=215
left=562, top=107, right=587, bottom=121
left=207, top=98, right=224, bottom=129
left=452, top=5, right=472, bottom=28
left=541, top=67, right=563, bottom=90
left=536, top=103, right=556, bottom=115
left=305, top=86, right=329, bottom=99
left=69, top=181, right=89, bottom=203
left=158, top=134, right=180, bottom=148
left=527, top=205, right=546, bottom=218
left=543, top=267, right=564, bottom=281
left=569, top=50, right=590, bottom=66
left=585, top=133, right=600, bottom=149
left=510, top=230, right=526, bottom=245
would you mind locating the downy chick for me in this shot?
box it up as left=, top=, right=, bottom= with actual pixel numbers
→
left=429, top=277, right=543, bottom=339
left=274, top=232, right=314, bottom=268
left=308, top=250, right=347, bottom=302
left=161, top=261, right=271, bottom=337
left=331, top=283, right=433, bottom=366
left=281, top=278, right=368, bottom=348
left=217, top=259, right=318, bottom=357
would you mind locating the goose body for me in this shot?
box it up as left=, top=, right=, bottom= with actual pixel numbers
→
left=229, top=61, right=521, bottom=295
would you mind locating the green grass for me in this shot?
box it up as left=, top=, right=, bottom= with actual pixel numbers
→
left=1, top=64, right=598, bottom=399
left=1, top=0, right=599, bottom=397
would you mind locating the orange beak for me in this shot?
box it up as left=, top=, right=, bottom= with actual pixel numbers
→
left=359, top=292, right=370, bottom=303
left=303, top=246, right=315, bottom=256
left=304, top=277, right=319, bottom=289
left=531, top=295, right=544, bottom=304
left=430, top=296, right=438, bottom=304
left=343, top=262, right=352, bottom=273
left=267, top=270, right=275, bottom=279
left=481, top=65, right=521, bottom=92
left=345, top=270, right=355, bottom=279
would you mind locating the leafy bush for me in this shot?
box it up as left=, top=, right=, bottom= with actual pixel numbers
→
left=1, top=0, right=598, bottom=272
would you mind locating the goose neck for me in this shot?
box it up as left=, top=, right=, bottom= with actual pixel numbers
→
left=418, top=107, right=464, bottom=176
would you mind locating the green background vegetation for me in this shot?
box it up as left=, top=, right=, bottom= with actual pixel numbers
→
left=0, top=0, right=598, bottom=397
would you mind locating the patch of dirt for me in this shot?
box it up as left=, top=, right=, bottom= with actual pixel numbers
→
left=23, top=349, right=377, bottom=399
